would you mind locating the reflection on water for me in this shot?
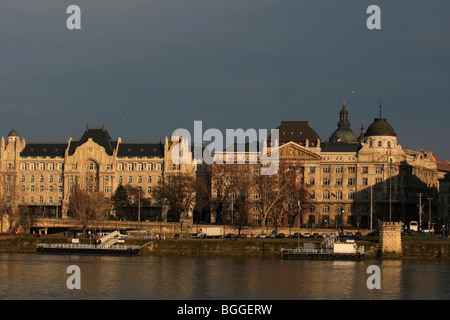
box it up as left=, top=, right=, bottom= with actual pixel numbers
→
left=0, top=253, right=449, bottom=300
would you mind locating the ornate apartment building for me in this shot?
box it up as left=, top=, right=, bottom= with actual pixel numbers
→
left=1, top=104, right=449, bottom=231
left=0, top=125, right=196, bottom=228
left=211, top=104, right=448, bottom=230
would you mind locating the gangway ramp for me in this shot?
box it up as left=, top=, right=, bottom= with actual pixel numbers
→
left=96, top=231, right=121, bottom=248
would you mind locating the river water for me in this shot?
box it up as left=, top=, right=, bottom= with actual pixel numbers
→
left=0, top=253, right=449, bottom=300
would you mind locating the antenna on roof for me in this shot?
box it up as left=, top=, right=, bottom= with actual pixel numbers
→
left=379, top=103, right=382, bottom=118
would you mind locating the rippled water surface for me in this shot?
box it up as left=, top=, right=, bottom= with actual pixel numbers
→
left=0, top=253, right=449, bottom=300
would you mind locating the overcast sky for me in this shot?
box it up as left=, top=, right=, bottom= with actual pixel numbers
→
left=1, top=1, right=449, bottom=159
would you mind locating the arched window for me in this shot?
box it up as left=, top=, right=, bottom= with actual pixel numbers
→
left=378, top=140, right=382, bottom=147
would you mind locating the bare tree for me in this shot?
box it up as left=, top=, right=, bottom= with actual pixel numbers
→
left=152, top=172, right=197, bottom=222
left=254, top=162, right=310, bottom=231
left=203, top=164, right=239, bottom=224
left=0, top=172, right=27, bottom=234
left=68, top=185, right=111, bottom=235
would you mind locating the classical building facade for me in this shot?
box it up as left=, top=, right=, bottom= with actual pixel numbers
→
left=1, top=104, right=449, bottom=232
left=0, top=125, right=196, bottom=230
left=210, top=103, right=447, bottom=230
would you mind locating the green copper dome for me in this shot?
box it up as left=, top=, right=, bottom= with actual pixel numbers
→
left=329, top=103, right=359, bottom=143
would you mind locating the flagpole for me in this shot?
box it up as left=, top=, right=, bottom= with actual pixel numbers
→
left=389, top=150, right=392, bottom=222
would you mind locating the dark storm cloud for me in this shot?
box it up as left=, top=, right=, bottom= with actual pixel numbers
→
left=0, top=0, right=449, bottom=158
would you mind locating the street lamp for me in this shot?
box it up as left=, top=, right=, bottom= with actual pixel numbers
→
left=418, top=193, right=423, bottom=231
left=297, top=201, right=301, bottom=249
left=427, top=197, right=433, bottom=231
left=138, top=187, right=141, bottom=222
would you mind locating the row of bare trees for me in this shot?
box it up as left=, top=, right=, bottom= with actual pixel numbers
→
left=66, top=162, right=311, bottom=234
left=0, top=161, right=311, bottom=234
left=195, top=162, right=311, bottom=233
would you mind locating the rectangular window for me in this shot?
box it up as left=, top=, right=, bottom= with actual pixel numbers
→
left=309, top=167, right=316, bottom=174
left=322, top=178, right=330, bottom=186
left=348, top=178, right=355, bottom=186
left=348, top=167, right=356, bottom=174
left=323, top=167, right=330, bottom=173
left=362, top=166, right=369, bottom=174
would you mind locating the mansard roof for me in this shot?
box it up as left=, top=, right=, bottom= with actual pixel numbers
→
left=68, top=127, right=115, bottom=156
left=275, top=121, right=321, bottom=145
left=117, top=143, right=164, bottom=158
left=20, top=143, right=68, bottom=158
left=20, top=126, right=164, bottom=159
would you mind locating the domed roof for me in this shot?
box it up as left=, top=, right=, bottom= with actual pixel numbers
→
left=365, top=118, right=396, bottom=137
left=328, top=103, right=359, bottom=143
left=8, top=128, right=19, bottom=137
left=329, top=127, right=358, bottom=143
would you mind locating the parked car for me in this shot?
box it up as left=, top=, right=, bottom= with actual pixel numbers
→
left=257, top=233, right=268, bottom=238
left=303, top=232, right=312, bottom=238
left=277, top=233, right=286, bottom=238
left=225, top=233, right=236, bottom=238
left=346, top=232, right=353, bottom=237
left=292, top=232, right=302, bottom=238
left=354, top=232, right=362, bottom=237
left=320, top=233, right=328, bottom=238
left=366, top=231, right=379, bottom=237
left=239, top=233, right=247, bottom=238
left=312, top=233, right=320, bottom=238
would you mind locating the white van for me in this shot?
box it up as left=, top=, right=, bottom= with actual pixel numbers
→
left=409, top=221, right=418, bottom=232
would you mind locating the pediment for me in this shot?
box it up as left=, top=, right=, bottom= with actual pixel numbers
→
left=279, top=142, right=322, bottom=161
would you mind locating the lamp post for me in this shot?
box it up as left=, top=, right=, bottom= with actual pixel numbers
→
left=138, top=187, right=141, bottom=222
left=418, top=193, right=423, bottom=231
left=297, top=201, right=301, bottom=249
left=370, top=173, right=373, bottom=230
left=427, top=197, right=433, bottom=231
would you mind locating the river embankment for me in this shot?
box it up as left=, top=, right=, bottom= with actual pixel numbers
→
left=1, top=235, right=449, bottom=260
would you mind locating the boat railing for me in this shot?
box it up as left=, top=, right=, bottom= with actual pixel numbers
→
left=37, top=243, right=140, bottom=250
left=281, top=247, right=334, bottom=254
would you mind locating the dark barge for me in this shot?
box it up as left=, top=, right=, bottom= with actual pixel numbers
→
left=36, top=243, right=142, bottom=255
